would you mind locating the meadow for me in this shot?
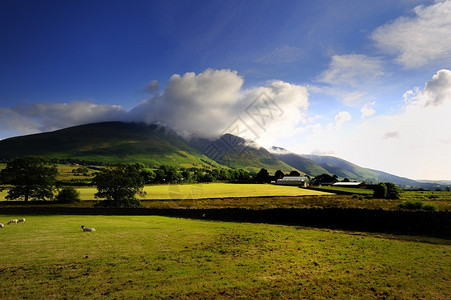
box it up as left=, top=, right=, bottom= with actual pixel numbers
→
left=0, top=215, right=449, bottom=299
left=70, top=183, right=331, bottom=201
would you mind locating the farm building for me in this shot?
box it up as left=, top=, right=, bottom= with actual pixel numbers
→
left=276, top=176, right=310, bottom=187
left=332, top=181, right=365, bottom=188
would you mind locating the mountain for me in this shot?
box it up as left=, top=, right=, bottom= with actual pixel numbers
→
left=187, top=134, right=297, bottom=173
left=0, top=122, right=223, bottom=168
left=271, top=147, right=330, bottom=177
left=302, top=154, right=381, bottom=181
left=303, top=154, right=444, bottom=189
left=271, top=147, right=445, bottom=189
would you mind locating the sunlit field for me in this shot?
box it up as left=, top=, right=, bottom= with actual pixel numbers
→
left=73, top=183, right=331, bottom=201
left=0, top=215, right=449, bottom=299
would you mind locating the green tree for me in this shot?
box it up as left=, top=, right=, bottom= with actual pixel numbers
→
left=92, top=164, right=145, bottom=208
left=373, top=182, right=387, bottom=199
left=0, top=157, right=58, bottom=201
left=289, top=170, right=301, bottom=177
left=255, top=168, right=270, bottom=183
left=56, top=186, right=81, bottom=203
left=385, top=182, right=401, bottom=199
left=274, top=170, right=284, bottom=180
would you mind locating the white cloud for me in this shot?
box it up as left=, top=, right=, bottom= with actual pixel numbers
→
left=318, top=54, right=384, bottom=86
left=420, top=69, right=451, bottom=106
left=128, top=69, right=309, bottom=147
left=0, top=101, right=127, bottom=137
left=372, top=0, right=451, bottom=68
left=294, top=69, right=451, bottom=180
left=361, top=101, right=376, bottom=119
left=334, top=111, right=352, bottom=129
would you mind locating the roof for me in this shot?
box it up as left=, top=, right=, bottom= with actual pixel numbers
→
left=332, top=182, right=363, bottom=186
left=277, top=176, right=309, bottom=182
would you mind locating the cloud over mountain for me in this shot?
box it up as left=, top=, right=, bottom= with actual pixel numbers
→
left=0, top=69, right=309, bottom=147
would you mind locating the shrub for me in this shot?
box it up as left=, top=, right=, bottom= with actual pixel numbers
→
left=373, top=183, right=387, bottom=199
left=56, top=186, right=81, bottom=203
left=422, top=203, right=438, bottom=211
left=385, top=182, right=401, bottom=199
left=397, top=200, right=438, bottom=211
left=352, top=194, right=365, bottom=200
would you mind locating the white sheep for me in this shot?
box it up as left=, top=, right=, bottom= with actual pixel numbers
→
left=7, top=219, right=18, bottom=225
left=81, top=225, right=96, bottom=232
left=0, top=223, right=4, bottom=228
left=18, top=218, right=26, bottom=223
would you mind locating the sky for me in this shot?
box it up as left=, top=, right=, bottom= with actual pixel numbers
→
left=1, top=0, right=450, bottom=180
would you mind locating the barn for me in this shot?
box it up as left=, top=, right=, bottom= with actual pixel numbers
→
left=276, top=176, right=310, bottom=187
left=332, top=181, right=365, bottom=188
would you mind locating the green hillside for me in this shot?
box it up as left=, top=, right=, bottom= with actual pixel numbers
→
left=0, top=122, right=222, bottom=168
left=188, top=134, right=297, bottom=173
left=271, top=147, right=330, bottom=177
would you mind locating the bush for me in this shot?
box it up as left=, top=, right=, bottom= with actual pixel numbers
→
left=397, top=200, right=438, bottom=211
left=352, top=194, right=365, bottom=200
left=422, top=203, right=438, bottom=211
left=385, top=182, right=401, bottom=199
left=56, top=186, right=81, bottom=203
left=373, top=183, right=387, bottom=199
left=373, top=182, right=401, bottom=199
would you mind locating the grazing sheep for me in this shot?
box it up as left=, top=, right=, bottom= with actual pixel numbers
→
left=7, top=219, right=18, bottom=225
left=81, top=225, right=96, bottom=232
left=0, top=223, right=4, bottom=228
left=18, top=218, right=26, bottom=223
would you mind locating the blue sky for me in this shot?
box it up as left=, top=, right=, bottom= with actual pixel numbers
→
left=1, top=0, right=450, bottom=180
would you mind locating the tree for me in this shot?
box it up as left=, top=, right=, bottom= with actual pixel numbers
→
left=311, top=173, right=337, bottom=186
left=373, top=182, right=401, bottom=199
left=385, top=182, right=401, bottom=199
left=255, top=168, right=270, bottom=183
left=56, top=186, right=81, bottom=203
left=92, top=164, right=145, bottom=208
left=274, top=170, right=284, bottom=180
left=0, top=157, right=58, bottom=201
left=289, top=170, right=301, bottom=177
left=373, top=182, right=387, bottom=199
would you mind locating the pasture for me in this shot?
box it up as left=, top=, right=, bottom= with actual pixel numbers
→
left=74, top=183, right=332, bottom=201
left=0, top=215, right=449, bottom=299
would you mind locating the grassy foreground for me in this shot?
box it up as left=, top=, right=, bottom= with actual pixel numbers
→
left=0, top=215, right=449, bottom=299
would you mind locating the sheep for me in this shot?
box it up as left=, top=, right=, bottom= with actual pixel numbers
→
left=81, top=225, right=96, bottom=232
left=0, top=223, right=4, bottom=228
left=18, top=218, right=26, bottom=223
left=7, top=219, right=18, bottom=225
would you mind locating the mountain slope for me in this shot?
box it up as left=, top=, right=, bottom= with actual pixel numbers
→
left=0, top=122, right=223, bottom=168
left=187, top=134, right=297, bottom=173
left=271, top=147, right=330, bottom=177
left=302, top=154, right=380, bottom=181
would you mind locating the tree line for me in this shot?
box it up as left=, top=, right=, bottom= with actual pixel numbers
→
left=0, top=157, right=406, bottom=207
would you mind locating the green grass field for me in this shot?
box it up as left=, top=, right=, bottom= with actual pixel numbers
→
left=64, top=183, right=332, bottom=201
left=0, top=215, right=449, bottom=299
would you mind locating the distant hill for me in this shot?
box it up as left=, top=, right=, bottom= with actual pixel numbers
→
left=271, top=147, right=445, bottom=189
left=302, top=154, right=380, bottom=182
left=303, top=154, right=444, bottom=189
left=270, top=147, right=330, bottom=177
left=187, top=134, right=297, bottom=173
left=0, top=122, right=222, bottom=168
